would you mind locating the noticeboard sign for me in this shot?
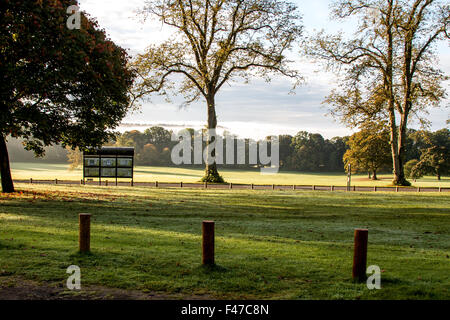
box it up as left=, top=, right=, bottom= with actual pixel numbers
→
left=83, top=147, right=134, bottom=183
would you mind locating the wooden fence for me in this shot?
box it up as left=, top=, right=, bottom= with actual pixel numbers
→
left=15, top=179, right=450, bottom=193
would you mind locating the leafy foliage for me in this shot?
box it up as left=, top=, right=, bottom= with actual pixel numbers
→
left=0, top=0, right=135, bottom=192
left=343, top=122, right=392, bottom=179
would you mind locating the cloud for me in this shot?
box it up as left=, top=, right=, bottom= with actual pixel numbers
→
left=78, top=0, right=449, bottom=139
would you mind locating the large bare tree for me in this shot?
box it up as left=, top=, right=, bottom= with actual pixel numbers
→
left=308, top=0, right=449, bottom=185
left=133, top=0, right=303, bottom=182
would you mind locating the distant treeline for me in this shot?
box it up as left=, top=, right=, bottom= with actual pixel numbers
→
left=7, top=126, right=446, bottom=173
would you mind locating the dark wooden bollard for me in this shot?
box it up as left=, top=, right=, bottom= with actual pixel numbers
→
left=229, top=183, right=233, bottom=189
left=251, top=183, right=254, bottom=190
left=79, top=213, right=91, bottom=253
left=352, top=229, right=368, bottom=282
left=202, top=221, right=215, bottom=265
left=180, top=182, right=183, bottom=188
left=30, top=178, right=33, bottom=184
left=272, top=184, right=275, bottom=190
left=155, top=181, right=159, bottom=188
left=55, top=178, right=58, bottom=185
left=331, top=185, right=334, bottom=192
left=204, top=182, right=208, bottom=189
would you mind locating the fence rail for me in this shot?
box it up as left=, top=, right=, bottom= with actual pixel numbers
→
left=14, top=179, right=450, bottom=193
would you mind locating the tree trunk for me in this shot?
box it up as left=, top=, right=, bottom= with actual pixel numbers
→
left=395, top=113, right=410, bottom=185
left=0, top=135, right=15, bottom=193
left=371, top=170, right=377, bottom=180
left=202, top=95, right=224, bottom=183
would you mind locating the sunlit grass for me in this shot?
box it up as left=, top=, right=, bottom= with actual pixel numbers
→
left=0, top=183, right=449, bottom=299
left=9, top=161, right=450, bottom=187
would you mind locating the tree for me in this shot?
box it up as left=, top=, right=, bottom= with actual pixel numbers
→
left=404, top=159, right=422, bottom=180
left=343, top=122, right=392, bottom=180
left=288, top=132, right=329, bottom=171
left=133, top=0, right=303, bottom=182
left=143, top=126, right=173, bottom=152
left=0, top=0, right=135, bottom=192
left=67, top=147, right=83, bottom=170
left=308, top=0, right=449, bottom=185
left=412, top=129, right=449, bottom=180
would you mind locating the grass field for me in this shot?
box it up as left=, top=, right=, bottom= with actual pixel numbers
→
left=9, top=161, right=450, bottom=188
left=0, top=183, right=449, bottom=299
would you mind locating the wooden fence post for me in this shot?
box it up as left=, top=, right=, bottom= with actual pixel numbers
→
left=180, top=182, right=183, bottom=188
left=79, top=213, right=91, bottom=253
left=352, top=229, right=368, bottom=282
left=30, top=178, right=33, bottom=184
left=331, top=185, right=334, bottom=192
left=155, top=181, right=158, bottom=188
left=396, top=186, right=399, bottom=192
left=272, top=184, right=275, bottom=190
left=55, top=178, right=58, bottom=185
left=251, top=183, right=254, bottom=190
left=202, top=221, right=215, bottom=265
left=293, top=185, right=295, bottom=191
left=374, top=186, right=377, bottom=192
left=230, top=183, right=233, bottom=189
left=204, top=182, right=208, bottom=189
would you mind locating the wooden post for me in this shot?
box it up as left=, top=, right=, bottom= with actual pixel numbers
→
left=229, top=183, right=233, bottom=189
left=251, top=183, right=254, bottom=190
left=396, top=186, right=399, bottom=192
left=439, top=187, right=442, bottom=193
left=331, top=185, right=334, bottom=192
left=417, top=187, right=420, bottom=192
left=202, top=221, right=215, bottom=265
left=312, top=185, right=315, bottom=191
left=352, top=229, right=368, bottom=282
left=293, top=184, right=295, bottom=191
left=272, top=184, right=275, bottom=190
left=105, top=180, right=108, bottom=186
left=155, top=181, right=158, bottom=188
left=373, top=186, right=377, bottom=192
left=180, top=182, right=183, bottom=188
left=30, top=178, right=33, bottom=184
left=79, top=213, right=91, bottom=253
left=55, top=178, right=58, bottom=185
left=204, top=182, right=208, bottom=189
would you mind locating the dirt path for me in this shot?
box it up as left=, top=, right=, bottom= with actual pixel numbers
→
left=0, top=276, right=212, bottom=300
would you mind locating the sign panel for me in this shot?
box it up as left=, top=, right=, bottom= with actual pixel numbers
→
left=82, top=147, right=134, bottom=182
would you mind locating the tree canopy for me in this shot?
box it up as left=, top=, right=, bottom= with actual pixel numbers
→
left=0, top=0, right=135, bottom=192
left=307, top=0, right=449, bottom=185
left=133, top=0, right=303, bottom=182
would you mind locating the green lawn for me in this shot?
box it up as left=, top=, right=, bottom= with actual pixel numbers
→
left=0, top=183, right=449, bottom=299
left=10, top=161, right=450, bottom=187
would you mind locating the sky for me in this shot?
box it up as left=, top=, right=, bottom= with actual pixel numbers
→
left=78, top=0, right=449, bottom=139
